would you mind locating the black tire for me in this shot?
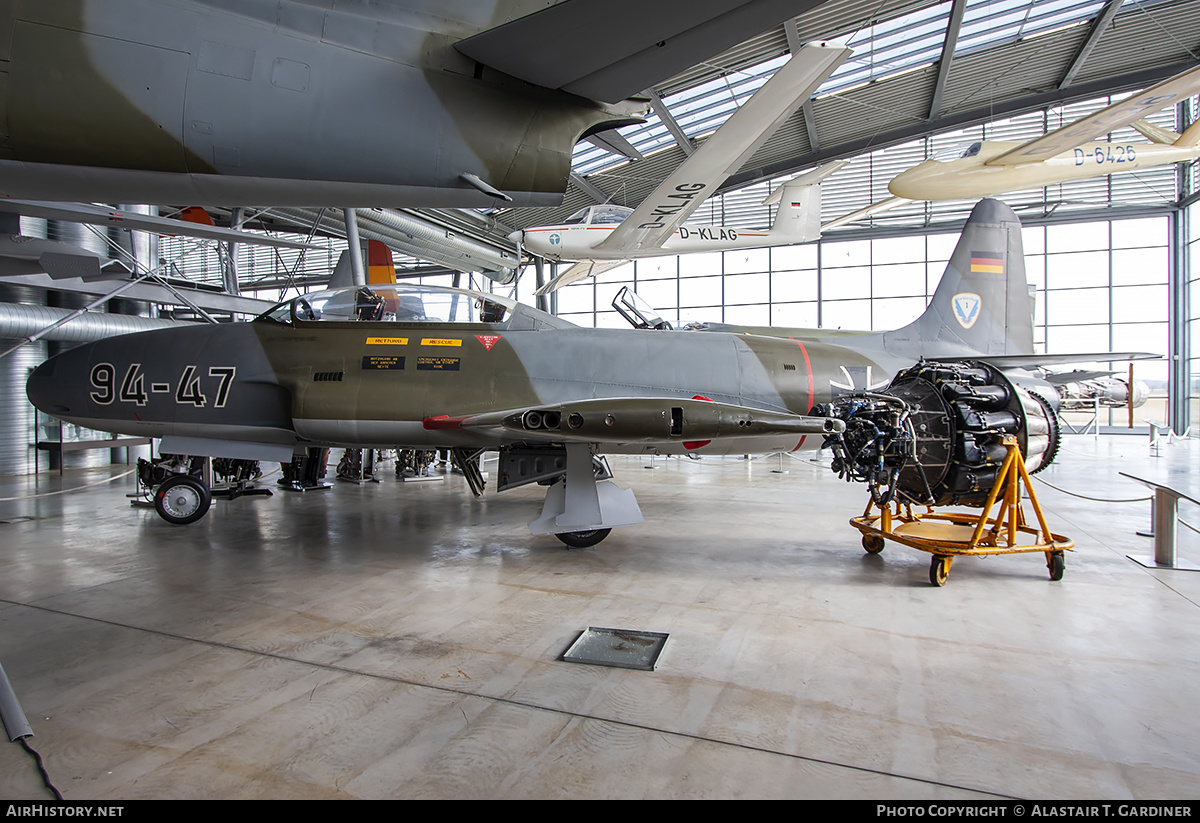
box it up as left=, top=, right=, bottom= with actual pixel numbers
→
left=862, top=534, right=886, bottom=554
left=555, top=528, right=612, bottom=548
left=1048, top=551, right=1065, bottom=581
left=154, top=474, right=212, bottom=525
left=930, top=555, right=951, bottom=587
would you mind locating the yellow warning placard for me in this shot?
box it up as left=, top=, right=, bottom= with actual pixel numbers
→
left=366, top=337, right=408, bottom=345
left=421, top=338, right=462, bottom=347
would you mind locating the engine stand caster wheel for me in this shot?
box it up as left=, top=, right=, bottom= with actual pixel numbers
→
left=1048, top=551, right=1065, bottom=581
left=930, top=555, right=953, bottom=587
left=862, top=534, right=886, bottom=554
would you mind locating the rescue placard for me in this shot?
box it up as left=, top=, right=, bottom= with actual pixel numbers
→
left=362, top=355, right=405, bottom=370
left=421, top=338, right=462, bottom=347
left=417, top=356, right=460, bottom=371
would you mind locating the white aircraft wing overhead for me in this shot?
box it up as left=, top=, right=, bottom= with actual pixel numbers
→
left=591, top=43, right=850, bottom=257
left=536, top=259, right=628, bottom=296
left=0, top=201, right=316, bottom=250
left=986, top=64, right=1200, bottom=166
left=820, top=196, right=912, bottom=233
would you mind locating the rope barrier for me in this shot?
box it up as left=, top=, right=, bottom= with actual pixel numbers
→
left=0, top=468, right=137, bottom=503
left=1030, top=474, right=1151, bottom=503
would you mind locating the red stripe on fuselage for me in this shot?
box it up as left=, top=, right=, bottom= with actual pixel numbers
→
left=790, top=339, right=814, bottom=452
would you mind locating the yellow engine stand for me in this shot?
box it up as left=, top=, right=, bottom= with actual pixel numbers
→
left=851, top=435, right=1073, bottom=586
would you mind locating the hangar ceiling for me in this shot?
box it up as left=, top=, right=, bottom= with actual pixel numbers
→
left=12, top=0, right=1200, bottom=293
left=494, top=0, right=1200, bottom=234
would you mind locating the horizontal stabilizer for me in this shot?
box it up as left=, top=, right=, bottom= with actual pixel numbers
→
left=762, top=160, right=847, bottom=205
left=1130, top=119, right=1179, bottom=145
left=962, top=351, right=1161, bottom=369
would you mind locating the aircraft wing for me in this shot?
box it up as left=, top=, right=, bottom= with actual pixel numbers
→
left=590, top=43, right=850, bottom=256
left=535, top=259, right=629, bottom=296
left=986, top=64, right=1200, bottom=165
left=425, top=396, right=842, bottom=444
left=455, top=0, right=835, bottom=104
left=820, top=196, right=912, bottom=233
left=0, top=201, right=316, bottom=250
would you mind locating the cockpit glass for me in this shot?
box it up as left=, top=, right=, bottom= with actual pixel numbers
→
left=258, top=285, right=515, bottom=326
left=932, top=141, right=982, bottom=162
left=561, top=208, right=590, bottom=225
left=589, top=205, right=632, bottom=225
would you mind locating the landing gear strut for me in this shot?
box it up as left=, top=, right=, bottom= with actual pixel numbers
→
left=528, top=443, right=643, bottom=547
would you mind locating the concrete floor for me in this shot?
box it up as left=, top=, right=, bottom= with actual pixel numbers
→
left=1, top=435, right=1198, bottom=800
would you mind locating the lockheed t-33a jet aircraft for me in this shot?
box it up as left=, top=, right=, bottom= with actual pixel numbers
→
left=28, top=199, right=1083, bottom=548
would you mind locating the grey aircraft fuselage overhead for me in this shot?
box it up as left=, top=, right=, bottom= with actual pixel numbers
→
left=0, top=0, right=830, bottom=207
left=27, top=199, right=1064, bottom=543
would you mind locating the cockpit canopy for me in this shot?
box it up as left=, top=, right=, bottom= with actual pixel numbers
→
left=932, top=141, right=982, bottom=163
left=560, top=204, right=634, bottom=226
left=258, top=284, right=518, bottom=326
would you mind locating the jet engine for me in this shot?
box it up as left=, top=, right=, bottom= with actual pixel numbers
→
left=813, top=360, right=1060, bottom=507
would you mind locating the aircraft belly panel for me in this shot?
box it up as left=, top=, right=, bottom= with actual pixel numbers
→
left=9, top=20, right=193, bottom=171
left=182, top=32, right=453, bottom=185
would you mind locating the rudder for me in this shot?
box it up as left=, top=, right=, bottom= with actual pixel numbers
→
left=882, top=198, right=1033, bottom=359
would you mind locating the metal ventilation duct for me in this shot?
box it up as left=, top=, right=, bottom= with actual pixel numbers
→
left=0, top=301, right=188, bottom=343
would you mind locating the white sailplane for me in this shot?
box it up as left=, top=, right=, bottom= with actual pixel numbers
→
left=823, top=63, right=1200, bottom=231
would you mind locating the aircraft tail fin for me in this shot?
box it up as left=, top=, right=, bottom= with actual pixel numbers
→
left=766, top=178, right=822, bottom=241
left=329, top=240, right=396, bottom=289
left=1174, top=118, right=1200, bottom=148
left=764, top=160, right=842, bottom=241
left=881, top=198, right=1033, bottom=359
left=367, top=240, right=397, bottom=285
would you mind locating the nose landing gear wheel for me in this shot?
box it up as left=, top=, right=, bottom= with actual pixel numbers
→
left=555, top=528, right=611, bottom=548
left=154, top=475, right=212, bottom=525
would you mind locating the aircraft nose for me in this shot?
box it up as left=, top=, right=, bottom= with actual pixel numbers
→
left=887, top=162, right=936, bottom=199
left=26, top=354, right=71, bottom=415
left=507, top=229, right=524, bottom=244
